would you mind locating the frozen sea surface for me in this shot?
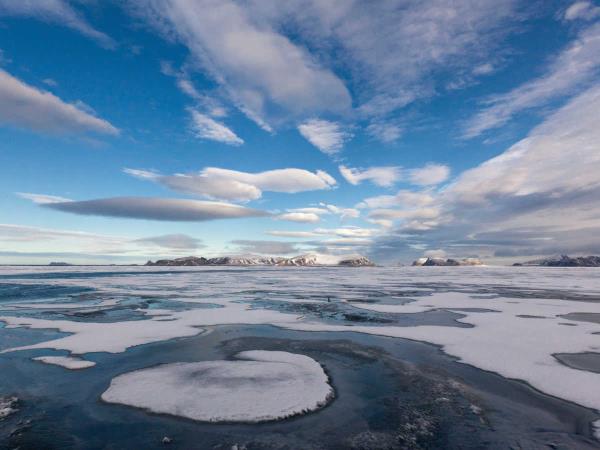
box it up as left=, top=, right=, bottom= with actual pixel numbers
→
left=1, top=265, right=600, bottom=448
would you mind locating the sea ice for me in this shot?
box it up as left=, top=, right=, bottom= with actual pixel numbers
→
left=101, top=350, right=333, bottom=422
left=33, top=355, right=96, bottom=369
left=0, top=396, right=18, bottom=420
left=10, top=299, right=118, bottom=310
left=283, top=293, right=600, bottom=412
left=2, top=265, right=600, bottom=417
left=0, top=302, right=299, bottom=354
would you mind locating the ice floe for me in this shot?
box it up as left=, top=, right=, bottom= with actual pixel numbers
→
left=0, top=396, right=18, bottom=420
left=33, top=355, right=96, bottom=369
left=0, top=302, right=299, bottom=355
left=101, top=350, right=333, bottom=422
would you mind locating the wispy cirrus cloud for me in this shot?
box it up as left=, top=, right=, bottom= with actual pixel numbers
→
left=564, top=1, right=600, bottom=21
left=297, top=119, right=351, bottom=155
left=230, top=239, right=300, bottom=255
left=0, top=69, right=119, bottom=136
left=339, top=165, right=401, bottom=187
left=188, top=109, right=243, bottom=145
left=274, top=203, right=360, bottom=224
left=369, top=84, right=600, bottom=262
left=125, top=166, right=336, bottom=202
left=408, top=164, right=450, bottom=186
left=0, top=0, right=115, bottom=48
left=0, top=223, right=207, bottom=264
left=17, top=192, right=72, bottom=204
left=463, top=22, right=600, bottom=138
left=161, top=61, right=227, bottom=118
left=268, top=226, right=378, bottom=240
left=133, top=233, right=205, bottom=250
left=132, top=0, right=351, bottom=129
left=340, top=164, right=449, bottom=188
left=131, top=0, right=519, bottom=142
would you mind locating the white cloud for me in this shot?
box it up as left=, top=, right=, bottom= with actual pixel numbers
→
left=122, top=169, right=159, bottom=180
left=125, top=166, right=336, bottom=202
left=358, top=190, right=435, bottom=210
left=472, top=63, right=495, bottom=75
left=320, top=203, right=360, bottom=219
left=230, top=240, right=299, bottom=255
left=297, top=119, right=351, bottom=155
left=188, top=109, right=243, bottom=145
left=0, top=0, right=115, bottom=48
left=339, top=165, right=401, bottom=187
left=22, top=195, right=269, bottom=222
left=161, top=61, right=228, bottom=118
left=463, top=22, right=600, bottom=138
left=314, top=227, right=377, bottom=238
left=289, top=207, right=329, bottom=215
left=273, top=203, right=359, bottom=224
left=129, top=0, right=522, bottom=140
left=368, top=206, right=441, bottom=224
left=0, top=223, right=118, bottom=243
left=42, top=78, right=58, bottom=87
left=370, top=84, right=600, bottom=261
left=251, top=0, right=519, bottom=121
left=423, top=249, right=447, bottom=259
left=564, top=1, right=600, bottom=21
left=17, top=192, right=72, bottom=204
left=0, top=69, right=119, bottom=136
left=408, top=164, right=450, bottom=186
left=0, top=224, right=208, bottom=263
left=133, top=234, right=204, bottom=250
left=451, top=84, right=600, bottom=205
left=265, top=227, right=378, bottom=249
left=365, top=121, right=403, bottom=143
left=134, top=0, right=351, bottom=127
left=277, top=212, right=320, bottom=223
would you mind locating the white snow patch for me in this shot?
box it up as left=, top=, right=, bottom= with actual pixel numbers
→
left=101, top=350, right=333, bottom=422
left=33, top=355, right=96, bottom=369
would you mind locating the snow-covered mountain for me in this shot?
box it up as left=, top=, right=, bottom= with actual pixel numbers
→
left=412, top=257, right=483, bottom=266
left=146, top=254, right=375, bottom=267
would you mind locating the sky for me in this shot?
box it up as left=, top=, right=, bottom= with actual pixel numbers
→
left=1, top=0, right=600, bottom=265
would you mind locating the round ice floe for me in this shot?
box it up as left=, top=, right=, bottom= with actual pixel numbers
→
left=101, top=350, right=333, bottom=422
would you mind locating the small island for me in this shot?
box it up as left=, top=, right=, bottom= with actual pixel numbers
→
left=412, top=257, right=483, bottom=266
left=513, top=255, right=600, bottom=267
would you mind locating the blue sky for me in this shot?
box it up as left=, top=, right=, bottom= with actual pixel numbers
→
left=1, top=0, right=600, bottom=264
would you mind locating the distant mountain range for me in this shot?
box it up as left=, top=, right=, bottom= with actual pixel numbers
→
left=145, top=254, right=376, bottom=267
left=412, top=257, right=483, bottom=266
left=513, top=255, right=600, bottom=267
